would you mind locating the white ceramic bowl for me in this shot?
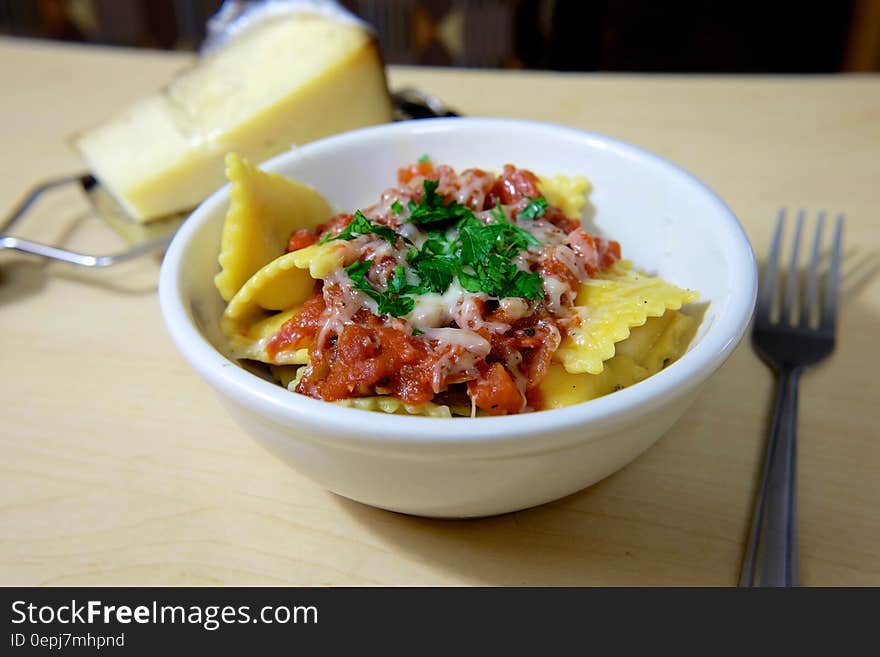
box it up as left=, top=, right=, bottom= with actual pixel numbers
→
left=159, top=117, right=756, bottom=518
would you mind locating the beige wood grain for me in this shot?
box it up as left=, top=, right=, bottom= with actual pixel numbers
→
left=1, top=37, right=878, bottom=586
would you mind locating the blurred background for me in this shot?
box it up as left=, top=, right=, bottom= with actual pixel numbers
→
left=1, top=0, right=878, bottom=72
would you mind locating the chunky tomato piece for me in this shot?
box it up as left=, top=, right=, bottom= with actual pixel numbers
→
left=597, top=237, right=622, bottom=269
left=398, top=160, right=435, bottom=184
left=483, top=317, right=557, bottom=399
left=286, top=228, right=318, bottom=252
left=315, top=213, right=353, bottom=241
left=542, top=205, right=581, bottom=234
left=297, top=313, right=438, bottom=405
left=458, top=168, right=495, bottom=210
left=539, top=253, right=580, bottom=292
left=569, top=229, right=621, bottom=276
left=467, top=363, right=524, bottom=415
left=485, top=164, right=541, bottom=207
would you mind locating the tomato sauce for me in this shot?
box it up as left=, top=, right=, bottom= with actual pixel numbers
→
left=398, top=160, right=435, bottom=184
left=286, top=228, right=317, bottom=252
left=270, top=160, right=625, bottom=414
left=315, top=213, right=354, bottom=241
left=266, top=291, right=326, bottom=359
left=467, top=363, right=524, bottom=415
left=296, top=311, right=439, bottom=405
left=485, top=164, right=541, bottom=207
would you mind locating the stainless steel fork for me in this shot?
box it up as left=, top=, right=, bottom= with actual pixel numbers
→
left=739, top=209, right=844, bottom=587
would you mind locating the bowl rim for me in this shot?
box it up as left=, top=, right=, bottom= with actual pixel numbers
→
left=159, top=117, right=756, bottom=451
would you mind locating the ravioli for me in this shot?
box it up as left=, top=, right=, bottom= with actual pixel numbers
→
left=555, top=261, right=698, bottom=375
left=538, top=175, right=591, bottom=219
left=225, top=307, right=310, bottom=365
left=212, top=158, right=703, bottom=416
left=214, top=153, right=332, bottom=302
left=270, top=365, right=306, bottom=389
left=540, top=310, right=697, bottom=409
left=334, top=397, right=453, bottom=418
left=222, top=242, right=346, bottom=322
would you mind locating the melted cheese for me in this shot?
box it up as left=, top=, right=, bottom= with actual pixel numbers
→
left=424, top=328, right=491, bottom=393
left=543, top=276, right=572, bottom=315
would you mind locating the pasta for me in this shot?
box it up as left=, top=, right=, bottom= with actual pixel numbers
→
left=554, top=261, right=699, bottom=375
left=215, top=153, right=331, bottom=302
left=216, top=154, right=701, bottom=415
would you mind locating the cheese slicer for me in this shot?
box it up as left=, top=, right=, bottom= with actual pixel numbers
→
left=0, top=89, right=458, bottom=268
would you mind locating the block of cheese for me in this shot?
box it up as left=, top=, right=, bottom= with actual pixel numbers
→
left=73, top=13, right=393, bottom=222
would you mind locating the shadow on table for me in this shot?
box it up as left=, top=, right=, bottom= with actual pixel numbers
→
left=0, top=259, right=48, bottom=305
left=0, top=212, right=161, bottom=304
left=332, top=266, right=880, bottom=586
left=331, top=476, right=696, bottom=586
left=331, top=347, right=766, bottom=587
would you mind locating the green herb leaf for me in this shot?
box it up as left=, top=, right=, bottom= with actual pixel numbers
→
left=387, top=265, right=412, bottom=295
left=349, top=184, right=545, bottom=305
left=518, top=196, right=548, bottom=221
left=412, top=327, right=425, bottom=336
left=391, top=200, right=404, bottom=215
left=457, top=269, right=482, bottom=293
left=321, top=210, right=405, bottom=245
left=418, top=154, right=430, bottom=163
left=407, top=179, right=473, bottom=227
left=345, top=259, right=416, bottom=318
left=413, top=255, right=456, bottom=294
left=458, top=218, right=493, bottom=265
left=345, top=259, right=373, bottom=283
left=489, top=202, right=507, bottom=223
left=377, top=294, right=415, bottom=317
left=503, top=270, right=544, bottom=300
left=344, top=261, right=381, bottom=305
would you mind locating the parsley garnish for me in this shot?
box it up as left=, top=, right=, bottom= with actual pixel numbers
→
left=518, top=196, right=548, bottom=221
left=377, top=292, right=415, bottom=317
left=413, top=253, right=457, bottom=294
left=391, top=200, right=404, bottom=215
left=402, top=191, right=545, bottom=300
left=344, top=179, right=546, bottom=307
left=505, top=269, right=545, bottom=299
left=452, top=207, right=543, bottom=299
left=418, top=154, right=431, bottom=163
left=387, top=265, right=414, bottom=295
left=461, top=209, right=540, bottom=257
left=406, top=179, right=472, bottom=227
left=458, top=254, right=543, bottom=300
left=344, top=260, right=415, bottom=318
left=412, top=328, right=425, bottom=336
left=320, top=210, right=407, bottom=245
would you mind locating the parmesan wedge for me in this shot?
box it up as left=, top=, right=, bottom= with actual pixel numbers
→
left=73, top=13, right=392, bottom=222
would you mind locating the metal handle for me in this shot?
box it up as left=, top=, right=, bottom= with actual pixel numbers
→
left=0, top=233, right=171, bottom=268
left=0, top=173, right=178, bottom=268
left=739, top=367, right=801, bottom=587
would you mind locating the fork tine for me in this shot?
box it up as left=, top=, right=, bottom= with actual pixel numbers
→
left=801, top=210, right=825, bottom=327
left=781, top=209, right=805, bottom=324
left=821, top=214, right=844, bottom=330
left=758, top=209, right=785, bottom=322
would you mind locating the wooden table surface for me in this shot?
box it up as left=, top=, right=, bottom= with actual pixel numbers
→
left=1, top=37, right=878, bottom=586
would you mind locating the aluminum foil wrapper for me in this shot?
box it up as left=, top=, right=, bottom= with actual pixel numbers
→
left=202, top=0, right=371, bottom=55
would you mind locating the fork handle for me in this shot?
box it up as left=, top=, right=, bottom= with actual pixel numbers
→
left=739, top=367, right=801, bottom=587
